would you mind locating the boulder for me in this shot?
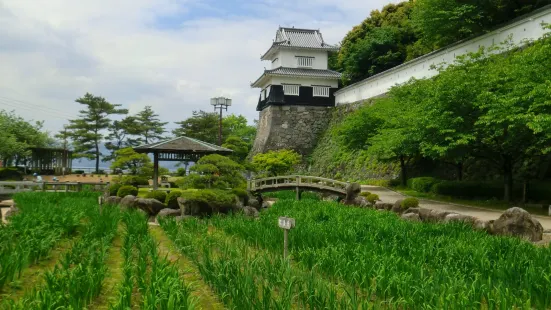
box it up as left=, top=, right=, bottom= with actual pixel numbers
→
left=375, top=202, right=393, bottom=210
left=322, top=195, right=340, bottom=202
left=421, top=209, right=453, bottom=222
left=391, top=200, right=404, bottom=213
left=177, top=197, right=203, bottom=216
left=491, top=207, right=543, bottom=242
left=242, top=206, right=259, bottom=218
left=104, top=196, right=122, bottom=205
left=248, top=198, right=261, bottom=210
left=261, top=201, right=274, bottom=209
left=401, top=213, right=420, bottom=222
left=345, top=183, right=361, bottom=201
left=4, top=205, right=20, bottom=220
left=120, top=195, right=137, bottom=209
left=157, top=208, right=182, bottom=219
left=135, top=198, right=166, bottom=216
left=342, top=196, right=369, bottom=207
left=473, top=219, right=491, bottom=232
left=443, top=213, right=476, bottom=224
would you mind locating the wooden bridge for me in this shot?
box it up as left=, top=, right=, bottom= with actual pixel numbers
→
left=0, top=181, right=110, bottom=195
left=248, top=175, right=349, bottom=200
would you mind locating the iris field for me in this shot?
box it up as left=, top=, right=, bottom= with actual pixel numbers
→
left=1, top=192, right=550, bottom=309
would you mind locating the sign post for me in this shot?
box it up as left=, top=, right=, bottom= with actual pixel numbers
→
left=278, top=217, right=295, bottom=259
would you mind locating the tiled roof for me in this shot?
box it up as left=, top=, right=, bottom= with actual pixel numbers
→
left=262, top=27, right=339, bottom=59
left=134, top=136, right=233, bottom=153
left=251, top=67, right=341, bottom=87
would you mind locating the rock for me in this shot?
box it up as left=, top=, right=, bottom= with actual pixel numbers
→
left=473, top=219, right=491, bottom=232
left=242, top=206, right=259, bottom=218
left=443, top=213, right=476, bottom=224
left=157, top=208, right=181, bottom=218
left=104, top=196, right=122, bottom=205
left=391, top=200, right=405, bottom=213
left=322, top=195, right=340, bottom=202
left=403, top=207, right=420, bottom=214
left=345, top=183, right=361, bottom=201
left=544, top=229, right=551, bottom=234
left=120, top=195, right=137, bottom=209
left=375, top=202, right=393, bottom=210
left=261, top=201, right=275, bottom=209
left=4, top=205, right=20, bottom=220
left=342, top=196, right=369, bottom=207
left=177, top=197, right=203, bottom=216
left=491, top=207, right=543, bottom=242
left=248, top=198, right=261, bottom=210
left=401, top=213, right=420, bottom=222
left=135, top=198, right=166, bottom=216
left=421, top=209, right=453, bottom=222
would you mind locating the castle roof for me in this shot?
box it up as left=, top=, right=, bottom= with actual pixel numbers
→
left=261, top=27, right=339, bottom=60
left=251, top=66, right=341, bottom=88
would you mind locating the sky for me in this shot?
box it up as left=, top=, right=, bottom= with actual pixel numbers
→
left=0, top=0, right=396, bottom=135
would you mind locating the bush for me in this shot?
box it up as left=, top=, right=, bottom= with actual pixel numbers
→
left=119, top=175, right=150, bottom=187
left=366, top=193, right=379, bottom=204
left=108, top=183, right=122, bottom=196
left=401, top=197, right=419, bottom=209
left=117, top=185, right=138, bottom=198
left=179, top=189, right=236, bottom=213
left=0, top=168, right=22, bottom=181
left=527, top=182, right=551, bottom=203
left=360, top=191, right=372, bottom=197
left=165, top=191, right=183, bottom=208
left=231, top=188, right=249, bottom=204
left=145, top=190, right=167, bottom=202
left=73, top=170, right=85, bottom=174
left=408, top=177, right=441, bottom=193
left=431, top=181, right=503, bottom=199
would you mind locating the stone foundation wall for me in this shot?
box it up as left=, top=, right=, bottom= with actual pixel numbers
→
left=250, top=105, right=332, bottom=156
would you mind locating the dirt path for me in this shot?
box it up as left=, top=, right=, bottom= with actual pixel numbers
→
left=149, top=225, right=225, bottom=310
left=363, top=185, right=551, bottom=229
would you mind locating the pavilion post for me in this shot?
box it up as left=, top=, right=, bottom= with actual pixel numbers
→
left=153, top=151, right=159, bottom=190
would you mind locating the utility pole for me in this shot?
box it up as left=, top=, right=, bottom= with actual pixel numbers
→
left=210, top=97, right=232, bottom=146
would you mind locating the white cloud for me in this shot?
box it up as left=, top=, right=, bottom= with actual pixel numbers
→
left=0, top=0, right=396, bottom=135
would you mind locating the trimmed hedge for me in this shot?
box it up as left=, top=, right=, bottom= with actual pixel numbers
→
left=0, top=168, right=22, bottom=181
left=166, top=191, right=183, bottom=208
left=73, top=170, right=85, bottom=174
left=180, top=189, right=236, bottom=209
left=117, top=185, right=138, bottom=198
left=407, top=177, right=441, bottom=193
left=401, top=197, right=420, bottom=209
left=430, top=181, right=504, bottom=199
left=145, top=190, right=167, bottom=202
left=119, top=176, right=150, bottom=187
left=366, top=193, right=379, bottom=204
left=108, top=183, right=122, bottom=196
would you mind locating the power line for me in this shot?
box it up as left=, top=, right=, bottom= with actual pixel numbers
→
left=0, top=98, right=77, bottom=120
left=0, top=95, right=76, bottom=116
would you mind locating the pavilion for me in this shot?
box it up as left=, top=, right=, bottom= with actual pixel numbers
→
left=29, top=147, right=73, bottom=175
left=133, top=136, right=233, bottom=189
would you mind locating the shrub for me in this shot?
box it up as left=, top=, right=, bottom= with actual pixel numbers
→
left=401, top=197, right=419, bottom=209
left=408, top=177, right=441, bottom=193
left=366, top=193, right=379, bottom=204
left=179, top=189, right=237, bottom=214
left=108, top=183, right=122, bottom=196
left=360, top=191, right=372, bottom=197
left=527, top=182, right=551, bottom=203
left=430, top=181, right=503, bottom=199
left=0, top=168, right=22, bottom=180
left=231, top=188, right=249, bottom=204
left=145, top=190, right=167, bottom=202
left=119, top=176, right=150, bottom=187
left=117, top=185, right=138, bottom=198
left=165, top=191, right=183, bottom=208
left=175, top=167, right=186, bottom=176
left=252, top=149, right=301, bottom=176
left=73, top=170, right=85, bottom=174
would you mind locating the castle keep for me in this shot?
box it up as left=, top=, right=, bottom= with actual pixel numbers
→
left=250, top=27, right=340, bottom=155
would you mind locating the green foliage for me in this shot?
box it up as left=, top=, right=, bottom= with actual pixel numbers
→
left=0, top=167, right=22, bottom=181
left=180, top=154, right=245, bottom=190
left=401, top=197, right=419, bottom=209
left=407, top=177, right=441, bottom=193
left=359, top=191, right=371, bottom=197
left=231, top=188, right=249, bottom=202
left=145, top=190, right=167, bottom=202
left=108, top=183, right=122, bottom=196
left=165, top=190, right=183, bottom=208
left=431, top=181, right=504, bottom=199
left=117, top=175, right=150, bottom=187
left=222, top=135, right=251, bottom=163
left=252, top=149, right=301, bottom=177
left=180, top=189, right=236, bottom=209
left=117, top=185, right=138, bottom=198
left=134, top=106, right=167, bottom=145
left=366, top=193, right=379, bottom=204
left=262, top=190, right=320, bottom=201
left=67, top=93, right=128, bottom=173
left=73, top=170, right=85, bottom=174
left=175, top=167, right=186, bottom=176
left=110, top=147, right=152, bottom=176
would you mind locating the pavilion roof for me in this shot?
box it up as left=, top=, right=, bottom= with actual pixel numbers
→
left=261, top=27, right=339, bottom=60
left=134, top=136, right=233, bottom=154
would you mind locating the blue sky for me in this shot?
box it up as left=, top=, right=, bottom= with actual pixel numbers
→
left=0, top=0, right=396, bottom=135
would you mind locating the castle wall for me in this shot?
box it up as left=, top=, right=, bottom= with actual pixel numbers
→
left=250, top=105, right=332, bottom=156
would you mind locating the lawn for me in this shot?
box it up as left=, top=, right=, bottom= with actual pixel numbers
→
left=2, top=192, right=551, bottom=309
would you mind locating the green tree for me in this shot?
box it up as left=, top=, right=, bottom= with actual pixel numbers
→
left=134, top=106, right=167, bottom=145
left=222, top=136, right=251, bottom=163
left=110, top=147, right=152, bottom=176
left=178, top=154, right=245, bottom=189
left=252, top=149, right=302, bottom=177
left=104, top=117, right=140, bottom=162
left=67, top=93, right=128, bottom=173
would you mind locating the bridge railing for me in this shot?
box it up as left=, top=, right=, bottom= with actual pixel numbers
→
left=0, top=181, right=110, bottom=194
left=248, top=175, right=348, bottom=194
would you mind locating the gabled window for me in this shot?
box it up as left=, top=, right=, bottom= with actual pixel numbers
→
left=283, top=84, right=300, bottom=96
left=313, top=86, right=330, bottom=97
left=296, top=56, right=313, bottom=68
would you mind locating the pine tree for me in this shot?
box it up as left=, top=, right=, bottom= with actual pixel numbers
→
left=135, top=106, right=167, bottom=144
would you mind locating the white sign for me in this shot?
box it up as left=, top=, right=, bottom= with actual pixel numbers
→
left=278, top=217, right=295, bottom=230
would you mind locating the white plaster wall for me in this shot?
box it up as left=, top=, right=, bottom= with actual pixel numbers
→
left=269, top=75, right=338, bottom=88
left=276, top=50, right=328, bottom=69
left=335, top=6, right=551, bottom=105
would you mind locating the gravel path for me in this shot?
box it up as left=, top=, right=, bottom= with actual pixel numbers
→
left=362, top=185, right=551, bottom=230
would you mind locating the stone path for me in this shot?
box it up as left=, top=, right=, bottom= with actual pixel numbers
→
left=362, top=185, right=551, bottom=230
